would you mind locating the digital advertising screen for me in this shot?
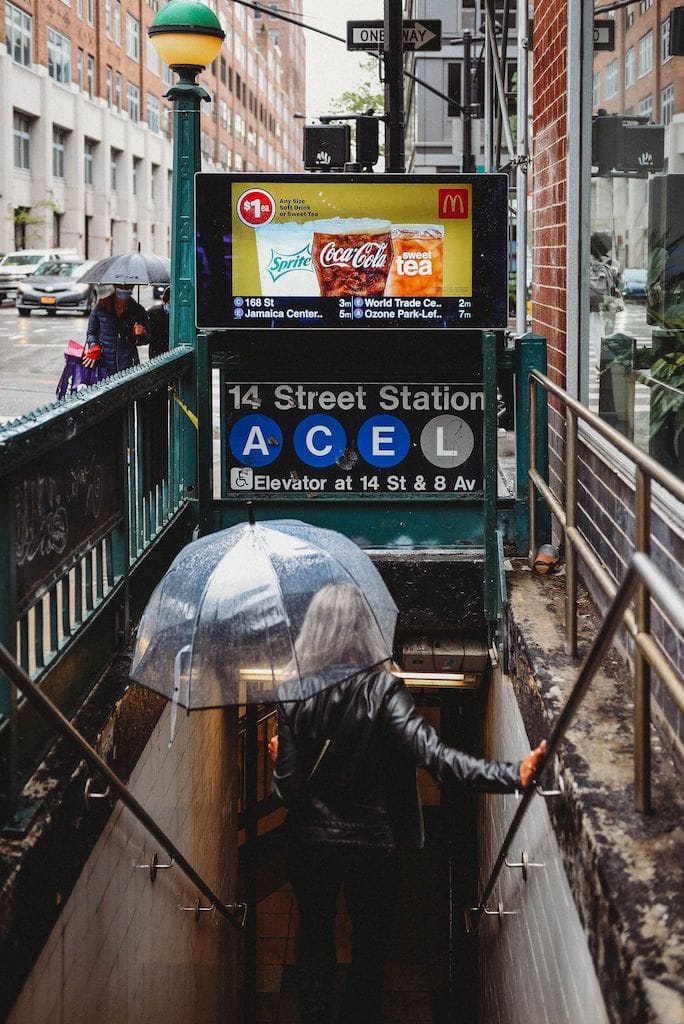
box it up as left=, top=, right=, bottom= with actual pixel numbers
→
left=195, top=173, right=509, bottom=330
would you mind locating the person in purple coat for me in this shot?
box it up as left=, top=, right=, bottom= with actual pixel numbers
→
left=84, top=284, right=149, bottom=375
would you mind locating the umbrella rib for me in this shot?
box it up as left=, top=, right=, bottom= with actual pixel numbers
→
left=255, top=531, right=302, bottom=695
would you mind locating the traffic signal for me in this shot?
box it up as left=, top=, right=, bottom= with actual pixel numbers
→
left=592, top=113, right=664, bottom=177
left=303, top=124, right=351, bottom=171
left=355, top=116, right=380, bottom=169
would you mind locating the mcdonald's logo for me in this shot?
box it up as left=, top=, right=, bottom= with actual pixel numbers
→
left=438, top=187, right=469, bottom=219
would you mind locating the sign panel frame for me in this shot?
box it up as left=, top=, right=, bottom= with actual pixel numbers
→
left=221, top=380, right=484, bottom=500
left=195, top=172, right=509, bottom=332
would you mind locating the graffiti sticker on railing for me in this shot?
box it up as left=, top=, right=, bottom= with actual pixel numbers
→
left=13, top=414, right=123, bottom=610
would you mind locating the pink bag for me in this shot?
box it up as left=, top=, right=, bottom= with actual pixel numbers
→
left=64, top=338, right=85, bottom=358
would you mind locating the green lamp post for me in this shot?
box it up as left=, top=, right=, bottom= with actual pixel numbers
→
left=148, top=0, right=224, bottom=351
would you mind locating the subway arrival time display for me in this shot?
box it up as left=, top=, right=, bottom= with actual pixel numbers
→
left=195, top=173, right=508, bottom=330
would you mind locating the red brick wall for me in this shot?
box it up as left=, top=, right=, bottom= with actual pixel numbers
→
left=531, top=2, right=568, bottom=388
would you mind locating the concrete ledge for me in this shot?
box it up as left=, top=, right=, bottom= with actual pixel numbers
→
left=506, top=564, right=683, bottom=1024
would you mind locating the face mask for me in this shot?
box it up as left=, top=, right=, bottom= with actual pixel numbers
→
left=162, top=302, right=169, bottom=314
left=115, top=288, right=131, bottom=300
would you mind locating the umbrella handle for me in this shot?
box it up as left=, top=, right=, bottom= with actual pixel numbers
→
left=170, top=645, right=192, bottom=745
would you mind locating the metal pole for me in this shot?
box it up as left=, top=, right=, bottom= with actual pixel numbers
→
left=166, top=67, right=207, bottom=350
left=165, top=66, right=206, bottom=528
left=515, top=0, right=530, bottom=337
left=462, top=30, right=473, bottom=172
left=483, top=20, right=493, bottom=171
left=565, top=409, right=578, bottom=656
left=483, top=331, right=498, bottom=631
left=634, top=467, right=652, bottom=813
left=244, top=704, right=259, bottom=1022
left=384, top=0, right=405, bottom=172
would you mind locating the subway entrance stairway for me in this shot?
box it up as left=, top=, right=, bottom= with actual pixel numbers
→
left=245, top=760, right=480, bottom=1024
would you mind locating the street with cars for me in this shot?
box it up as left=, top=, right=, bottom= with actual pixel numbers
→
left=0, top=288, right=156, bottom=423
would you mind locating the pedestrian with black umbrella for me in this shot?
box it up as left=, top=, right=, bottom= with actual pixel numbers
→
left=83, top=283, right=149, bottom=375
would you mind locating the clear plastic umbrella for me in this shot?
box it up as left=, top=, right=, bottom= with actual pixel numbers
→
left=130, top=518, right=398, bottom=707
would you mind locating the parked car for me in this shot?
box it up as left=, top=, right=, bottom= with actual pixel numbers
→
left=620, top=267, right=647, bottom=302
left=15, top=258, right=97, bottom=316
left=0, top=248, right=78, bottom=304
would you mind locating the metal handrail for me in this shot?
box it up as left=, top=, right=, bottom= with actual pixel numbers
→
left=0, top=643, right=247, bottom=931
left=467, top=552, right=684, bottom=932
left=528, top=368, right=684, bottom=812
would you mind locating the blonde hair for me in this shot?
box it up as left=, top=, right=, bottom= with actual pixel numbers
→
left=293, top=582, right=389, bottom=678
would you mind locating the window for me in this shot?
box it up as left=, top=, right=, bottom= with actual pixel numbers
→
left=48, top=26, right=71, bottom=83
left=77, top=48, right=84, bottom=90
left=87, top=54, right=95, bottom=98
left=52, top=126, right=67, bottom=178
left=126, top=14, right=140, bottom=60
left=114, top=0, right=121, bottom=45
left=6, top=2, right=32, bottom=66
left=14, top=112, right=31, bottom=169
left=84, top=138, right=96, bottom=185
left=132, top=157, right=141, bottom=196
left=87, top=0, right=94, bottom=26
left=638, top=94, right=653, bottom=120
left=625, top=48, right=634, bottom=88
left=110, top=148, right=120, bottom=190
left=77, top=0, right=83, bottom=16
left=146, top=36, right=160, bottom=74
left=105, top=0, right=112, bottom=36
left=593, top=72, right=601, bottom=108
left=626, top=8, right=634, bottom=30
left=661, top=17, right=671, bottom=62
left=639, top=0, right=652, bottom=11
left=115, top=71, right=122, bottom=111
left=106, top=66, right=113, bottom=107
left=661, top=84, right=674, bottom=125
left=127, top=82, right=140, bottom=122
left=605, top=60, right=618, bottom=99
left=638, top=31, right=653, bottom=76
left=147, top=94, right=160, bottom=133
left=151, top=164, right=158, bottom=200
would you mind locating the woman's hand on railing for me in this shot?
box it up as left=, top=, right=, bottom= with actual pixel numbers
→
left=519, top=740, right=547, bottom=788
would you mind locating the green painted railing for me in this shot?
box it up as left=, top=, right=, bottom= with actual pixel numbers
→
left=0, top=349, right=195, bottom=819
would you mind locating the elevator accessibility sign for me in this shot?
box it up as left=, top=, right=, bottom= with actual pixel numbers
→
left=224, top=382, right=483, bottom=497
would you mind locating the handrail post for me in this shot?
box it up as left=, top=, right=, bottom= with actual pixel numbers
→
left=565, top=408, right=578, bottom=656
left=516, top=333, right=548, bottom=560
left=483, top=331, right=498, bottom=633
left=634, top=468, right=652, bottom=813
left=528, top=376, right=537, bottom=566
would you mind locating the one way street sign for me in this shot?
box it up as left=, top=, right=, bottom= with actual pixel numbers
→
left=347, top=19, right=442, bottom=52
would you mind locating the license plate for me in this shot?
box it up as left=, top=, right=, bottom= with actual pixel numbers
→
left=40, top=296, right=57, bottom=305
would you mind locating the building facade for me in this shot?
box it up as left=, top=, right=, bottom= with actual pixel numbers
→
left=0, top=0, right=306, bottom=258
left=405, top=0, right=520, bottom=173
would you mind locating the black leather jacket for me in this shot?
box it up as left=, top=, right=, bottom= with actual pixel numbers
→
left=273, top=670, right=522, bottom=850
